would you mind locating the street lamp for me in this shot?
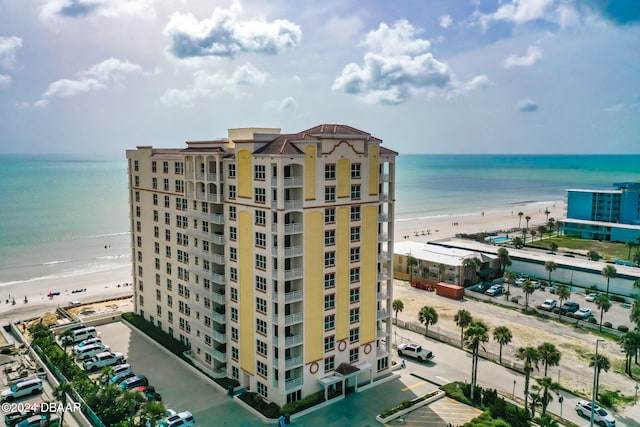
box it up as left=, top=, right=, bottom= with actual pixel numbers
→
left=590, top=339, right=605, bottom=427
left=512, top=379, right=516, bottom=398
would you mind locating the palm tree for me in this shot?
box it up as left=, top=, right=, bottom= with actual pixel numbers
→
left=620, top=331, right=640, bottom=375
left=544, top=261, right=557, bottom=284
left=513, top=236, right=524, bottom=249
left=537, top=342, right=561, bottom=376
left=602, top=265, right=617, bottom=297
left=119, top=389, right=146, bottom=426
left=595, top=294, right=612, bottom=332
left=392, top=299, right=404, bottom=324
left=464, top=321, right=489, bottom=400
left=630, top=298, right=640, bottom=330
left=539, top=415, right=560, bottom=427
left=53, top=382, right=74, bottom=427
left=99, top=366, right=115, bottom=387
left=497, top=248, right=511, bottom=276
left=59, top=329, right=74, bottom=355
left=504, top=271, right=517, bottom=296
left=525, top=215, right=531, bottom=242
left=454, top=309, right=473, bottom=348
left=627, top=241, right=636, bottom=260
left=418, top=306, right=438, bottom=337
left=533, top=376, right=560, bottom=416
left=522, top=280, right=535, bottom=312
left=518, top=211, right=524, bottom=228
left=493, top=326, right=512, bottom=364
left=516, top=346, right=540, bottom=413
left=406, top=256, right=418, bottom=284
left=588, top=250, right=601, bottom=261
left=556, top=285, right=571, bottom=321
left=544, top=208, right=550, bottom=223
left=463, top=257, right=481, bottom=284
left=589, top=354, right=610, bottom=399
left=140, top=401, right=167, bottom=427
left=550, top=242, right=558, bottom=254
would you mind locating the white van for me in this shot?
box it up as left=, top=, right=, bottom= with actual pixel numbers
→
left=65, top=327, right=97, bottom=344
left=1, top=379, right=43, bottom=401
left=75, top=343, right=109, bottom=360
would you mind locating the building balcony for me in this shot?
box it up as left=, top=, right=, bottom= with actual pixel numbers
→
left=188, top=210, right=213, bottom=222
left=285, top=377, right=303, bottom=390
left=283, top=177, right=303, bottom=187
left=377, top=328, right=389, bottom=339
left=378, top=213, right=388, bottom=222
left=273, top=223, right=303, bottom=234
left=379, top=194, right=389, bottom=202
left=207, top=173, right=217, bottom=182
left=273, top=290, right=304, bottom=303
left=211, top=311, right=225, bottom=324
left=210, top=253, right=225, bottom=265
left=272, top=268, right=303, bottom=280
left=207, top=193, right=222, bottom=202
left=273, top=246, right=303, bottom=257
left=378, top=232, right=388, bottom=241
left=376, top=347, right=389, bottom=358
left=379, top=173, right=389, bottom=182
left=211, top=272, right=225, bottom=285
left=211, top=291, right=225, bottom=305
left=377, top=271, right=390, bottom=281
left=273, top=312, right=303, bottom=326
left=210, top=213, right=225, bottom=224
left=271, top=200, right=303, bottom=210
left=377, top=292, right=388, bottom=301
left=212, top=329, right=226, bottom=343
left=377, top=310, right=389, bottom=320
left=211, top=348, right=227, bottom=362
left=284, top=356, right=303, bottom=369
left=272, top=334, right=304, bottom=348
left=378, top=252, right=390, bottom=262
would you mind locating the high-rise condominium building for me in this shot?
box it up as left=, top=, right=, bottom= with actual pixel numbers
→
left=126, top=124, right=397, bottom=406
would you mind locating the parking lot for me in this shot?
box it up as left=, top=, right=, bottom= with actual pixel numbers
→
left=95, top=322, right=259, bottom=426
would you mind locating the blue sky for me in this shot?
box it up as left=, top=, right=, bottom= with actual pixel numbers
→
left=0, top=0, right=638, bottom=156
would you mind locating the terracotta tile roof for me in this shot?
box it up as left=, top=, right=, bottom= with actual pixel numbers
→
left=180, top=147, right=227, bottom=153
left=335, top=362, right=360, bottom=376
left=299, top=124, right=382, bottom=142
left=380, top=146, right=399, bottom=155
left=253, top=134, right=305, bottom=155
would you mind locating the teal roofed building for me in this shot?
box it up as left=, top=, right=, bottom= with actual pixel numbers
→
left=561, top=182, right=640, bottom=243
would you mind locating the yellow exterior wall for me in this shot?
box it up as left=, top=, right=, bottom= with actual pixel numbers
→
left=337, top=158, right=350, bottom=198
left=336, top=207, right=350, bottom=341
left=304, top=211, right=324, bottom=363
left=237, top=150, right=252, bottom=199
left=304, top=145, right=316, bottom=201
left=368, top=145, right=379, bottom=195
left=238, top=210, right=254, bottom=374
left=360, top=205, right=378, bottom=343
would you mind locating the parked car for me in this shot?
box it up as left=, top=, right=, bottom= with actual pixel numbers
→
left=16, top=414, right=59, bottom=427
left=397, top=343, right=433, bottom=362
left=110, top=370, right=136, bottom=385
left=120, top=375, right=149, bottom=390
left=1, top=379, right=43, bottom=402
left=540, top=299, right=557, bottom=311
left=575, top=400, right=615, bottom=426
left=549, top=285, right=557, bottom=294
left=132, top=385, right=162, bottom=402
left=162, top=410, right=196, bottom=427
left=560, top=301, right=580, bottom=313
left=83, top=351, right=125, bottom=372
left=575, top=308, right=593, bottom=319
left=585, top=293, right=597, bottom=302
left=75, top=343, right=110, bottom=360
left=485, top=285, right=504, bottom=296
left=72, top=337, right=102, bottom=353
left=514, top=278, right=526, bottom=287
left=4, top=408, right=41, bottom=427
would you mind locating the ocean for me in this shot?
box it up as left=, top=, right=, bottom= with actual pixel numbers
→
left=1, top=154, right=639, bottom=287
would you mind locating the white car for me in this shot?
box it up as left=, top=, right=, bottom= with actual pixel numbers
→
left=72, top=337, right=102, bottom=353
left=485, top=285, right=504, bottom=296
left=397, top=343, right=434, bottom=362
left=83, top=351, right=125, bottom=372
left=161, top=411, right=196, bottom=427
left=540, top=299, right=557, bottom=311
left=575, top=399, right=615, bottom=426
left=585, top=293, right=597, bottom=302
left=575, top=308, right=592, bottom=319
left=1, top=379, right=43, bottom=401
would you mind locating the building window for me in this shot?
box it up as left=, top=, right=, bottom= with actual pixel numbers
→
left=256, top=254, right=267, bottom=270
left=324, top=356, right=335, bottom=372
left=256, top=276, right=267, bottom=292
left=350, top=227, right=360, bottom=242
left=164, top=195, right=170, bottom=208
left=255, top=188, right=266, bottom=203
left=232, top=347, right=239, bottom=360
left=230, top=226, right=237, bottom=241
left=256, top=319, right=267, bottom=335
left=231, top=327, right=238, bottom=341
left=324, top=230, right=335, bottom=246
left=165, top=212, right=170, bottom=225
left=230, top=247, right=237, bottom=261
left=255, top=165, right=266, bottom=180
left=165, top=230, right=171, bottom=242
left=350, top=268, right=360, bottom=282
left=324, top=164, right=336, bottom=180
left=153, top=194, right=158, bottom=206
left=230, top=267, right=238, bottom=281
left=163, top=161, right=169, bottom=173
left=229, top=206, right=236, bottom=220
left=324, top=208, right=335, bottom=223
left=136, top=221, right=141, bottom=232
left=350, top=288, right=360, bottom=303
left=256, top=340, right=267, bottom=356
left=175, top=162, right=183, bottom=175
left=255, top=232, right=266, bottom=248
left=324, top=187, right=336, bottom=202
left=167, top=311, right=173, bottom=322
left=166, top=262, right=172, bottom=274
left=378, top=357, right=389, bottom=371
left=135, top=191, right=140, bottom=202
left=257, top=382, right=268, bottom=398
left=152, top=161, right=157, bottom=173
left=324, top=336, right=335, bottom=351
left=175, top=180, right=184, bottom=192
left=257, top=360, right=268, bottom=377
left=256, top=297, right=267, bottom=313
left=154, top=226, right=159, bottom=238
left=228, top=164, right=236, bottom=178
left=231, top=307, right=238, bottom=321
left=349, top=327, right=360, bottom=343
left=255, top=210, right=266, bottom=225
left=350, top=308, right=360, bottom=323
left=134, top=176, right=139, bottom=187
left=350, top=247, right=360, bottom=262
left=230, top=287, right=238, bottom=301
left=324, top=273, right=335, bottom=289
left=324, top=294, right=335, bottom=310
left=351, top=185, right=361, bottom=200
left=156, top=304, right=161, bottom=316
left=324, top=315, right=335, bottom=330
left=324, top=252, right=335, bottom=267
left=349, top=348, right=359, bottom=362
left=135, top=206, right=141, bottom=218
left=229, top=185, right=236, bottom=199
left=351, top=206, right=360, bottom=221
left=163, top=178, right=169, bottom=191
left=137, top=236, right=142, bottom=248
left=351, top=163, right=361, bottom=179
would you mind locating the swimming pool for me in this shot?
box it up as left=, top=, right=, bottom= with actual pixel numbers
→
left=489, top=236, right=511, bottom=243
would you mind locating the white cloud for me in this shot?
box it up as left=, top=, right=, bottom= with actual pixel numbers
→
left=160, top=62, right=267, bottom=107
left=263, top=96, right=298, bottom=113
left=38, top=0, right=158, bottom=22
left=0, top=74, right=12, bottom=88
left=475, top=0, right=581, bottom=30
left=440, top=15, right=453, bottom=29
left=0, top=36, right=22, bottom=69
left=40, top=58, right=147, bottom=100
left=164, top=1, right=301, bottom=59
left=502, top=46, right=543, bottom=68
left=332, top=20, right=487, bottom=105
left=516, top=98, right=539, bottom=112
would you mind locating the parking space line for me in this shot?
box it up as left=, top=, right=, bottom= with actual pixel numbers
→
left=402, top=380, right=426, bottom=391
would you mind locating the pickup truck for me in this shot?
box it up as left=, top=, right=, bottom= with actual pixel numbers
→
left=83, top=351, right=125, bottom=372
left=397, top=343, right=433, bottom=362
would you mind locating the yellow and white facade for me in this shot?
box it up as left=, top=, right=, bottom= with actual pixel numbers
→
left=126, top=124, right=397, bottom=406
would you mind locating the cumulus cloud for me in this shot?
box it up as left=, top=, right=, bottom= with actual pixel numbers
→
left=477, top=0, right=557, bottom=29
left=502, top=46, right=543, bottom=68
left=439, top=15, right=453, bottom=28
left=263, top=96, right=298, bottom=113
left=0, top=36, right=22, bottom=69
left=163, top=1, right=301, bottom=59
left=332, top=20, right=487, bottom=105
left=39, top=0, right=158, bottom=21
left=0, top=74, right=11, bottom=88
left=516, top=98, right=539, bottom=112
left=39, top=58, right=147, bottom=102
left=160, top=62, right=267, bottom=107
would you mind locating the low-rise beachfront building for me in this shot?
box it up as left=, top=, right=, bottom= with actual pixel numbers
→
left=126, top=124, right=397, bottom=407
left=393, top=241, right=497, bottom=287
left=561, top=182, right=640, bottom=242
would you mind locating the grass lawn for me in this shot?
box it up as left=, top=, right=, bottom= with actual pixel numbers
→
left=527, top=235, right=633, bottom=261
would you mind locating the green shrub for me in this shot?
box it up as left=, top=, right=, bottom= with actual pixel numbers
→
left=599, top=390, right=619, bottom=408
left=603, top=322, right=613, bottom=328
left=610, top=295, right=626, bottom=303
left=617, top=325, right=629, bottom=333
left=588, top=317, right=597, bottom=324
left=280, top=391, right=325, bottom=415
left=238, top=392, right=280, bottom=419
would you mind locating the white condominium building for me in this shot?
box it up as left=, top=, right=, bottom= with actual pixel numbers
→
left=126, top=124, right=397, bottom=406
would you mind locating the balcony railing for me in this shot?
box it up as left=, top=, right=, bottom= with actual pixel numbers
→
left=378, top=252, right=390, bottom=262
left=212, top=330, right=226, bottom=343
left=211, top=233, right=225, bottom=245
left=378, top=214, right=388, bottom=222
left=285, top=377, right=303, bottom=390
left=377, top=328, right=389, bottom=339
left=284, top=334, right=303, bottom=348
left=207, top=173, right=217, bottom=182
left=272, top=268, right=303, bottom=280
left=272, top=246, right=303, bottom=257
left=377, top=292, right=388, bottom=301
left=379, top=194, right=389, bottom=202
left=212, top=292, right=225, bottom=305
left=378, top=232, right=388, bottom=241
left=379, top=173, right=389, bottom=182
left=284, top=356, right=303, bottom=369
left=273, top=223, right=303, bottom=234
left=273, top=290, right=303, bottom=304
left=211, top=311, right=225, bottom=324
left=211, top=272, right=225, bottom=285
left=377, top=271, right=389, bottom=281
left=283, top=177, right=303, bottom=187
left=273, top=312, right=303, bottom=326
left=377, top=310, right=389, bottom=320
left=210, top=213, right=224, bottom=224
left=211, top=348, right=227, bottom=362
left=210, top=253, right=225, bottom=265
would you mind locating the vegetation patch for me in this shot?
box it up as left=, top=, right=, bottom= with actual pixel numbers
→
left=526, top=236, right=628, bottom=261
left=237, top=391, right=281, bottom=419
left=121, top=312, right=188, bottom=358
left=377, top=390, right=439, bottom=419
